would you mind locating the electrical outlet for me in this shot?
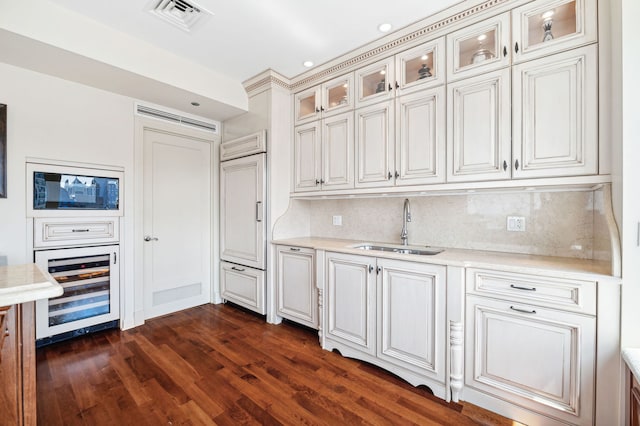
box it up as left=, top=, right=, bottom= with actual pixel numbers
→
left=332, top=215, right=342, bottom=226
left=507, top=216, right=526, bottom=232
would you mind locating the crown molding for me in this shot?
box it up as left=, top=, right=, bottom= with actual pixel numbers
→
left=243, top=69, right=291, bottom=97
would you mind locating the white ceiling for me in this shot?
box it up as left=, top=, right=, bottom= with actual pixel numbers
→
left=46, top=0, right=462, bottom=82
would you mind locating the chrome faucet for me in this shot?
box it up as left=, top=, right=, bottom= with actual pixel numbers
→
left=400, top=198, right=411, bottom=246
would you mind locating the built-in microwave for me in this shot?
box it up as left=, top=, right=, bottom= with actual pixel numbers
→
left=26, top=162, right=124, bottom=217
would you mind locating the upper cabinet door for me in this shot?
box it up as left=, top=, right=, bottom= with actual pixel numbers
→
left=356, top=57, right=396, bottom=108
left=321, top=111, right=354, bottom=190
left=294, top=87, right=321, bottom=125
left=511, top=0, right=597, bottom=64
left=395, top=37, right=446, bottom=96
left=447, top=68, right=512, bottom=183
left=321, top=73, right=354, bottom=117
left=355, top=100, right=395, bottom=188
left=447, top=12, right=511, bottom=82
left=293, top=121, right=322, bottom=192
left=395, top=87, right=446, bottom=186
left=512, top=45, right=598, bottom=179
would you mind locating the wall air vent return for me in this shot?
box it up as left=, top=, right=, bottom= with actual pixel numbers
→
left=146, top=0, right=212, bottom=32
left=136, top=105, right=219, bottom=133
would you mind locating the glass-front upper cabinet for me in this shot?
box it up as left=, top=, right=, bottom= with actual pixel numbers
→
left=294, top=87, right=320, bottom=124
left=294, top=73, right=354, bottom=125
left=356, top=56, right=395, bottom=108
left=511, top=0, right=597, bottom=63
left=447, top=12, right=510, bottom=82
left=321, top=74, right=354, bottom=117
left=395, top=37, right=445, bottom=96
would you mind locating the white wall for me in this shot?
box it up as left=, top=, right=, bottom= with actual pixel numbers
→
left=0, top=62, right=136, bottom=326
left=621, top=0, right=640, bottom=348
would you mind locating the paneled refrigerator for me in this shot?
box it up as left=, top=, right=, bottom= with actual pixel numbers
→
left=219, top=131, right=267, bottom=314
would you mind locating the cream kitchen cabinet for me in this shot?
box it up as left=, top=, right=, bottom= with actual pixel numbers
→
left=323, top=251, right=447, bottom=398
left=512, top=44, right=598, bottom=178
left=294, top=111, right=354, bottom=192
left=356, top=85, right=446, bottom=188
left=464, top=268, right=597, bottom=425
left=448, top=40, right=598, bottom=183
left=511, top=0, right=598, bottom=64
left=447, top=12, right=511, bottom=83
left=447, top=68, right=512, bottom=182
left=356, top=37, right=445, bottom=108
left=294, top=73, right=354, bottom=125
left=220, top=261, right=265, bottom=314
left=276, top=245, right=317, bottom=329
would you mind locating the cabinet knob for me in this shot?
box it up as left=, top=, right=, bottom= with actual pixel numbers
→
left=368, top=265, right=374, bottom=273
left=320, top=178, right=325, bottom=184
left=387, top=171, right=392, bottom=180
left=502, top=160, right=507, bottom=171
left=394, top=171, right=399, bottom=179
left=376, top=266, right=382, bottom=275
left=515, top=159, right=520, bottom=170
left=503, top=46, right=507, bottom=57
left=315, top=179, right=320, bottom=185
left=514, top=42, right=519, bottom=54
left=315, top=107, right=320, bottom=113
left=320, top=106, right=325, bottom=112
left=388, top=83, right=393, bottom=92
left=4, top=328, right=8, bottom=337
left=395, top=81, right=399, bottom=89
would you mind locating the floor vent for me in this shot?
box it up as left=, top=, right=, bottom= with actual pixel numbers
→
left=136, top=105, right=218, bottom=133
left=146, top=0, right=212, bottom=32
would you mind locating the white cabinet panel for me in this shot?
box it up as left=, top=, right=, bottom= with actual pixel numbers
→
left=466, top=295, right=595, bottom=425
left=512, top=45, right=598, bottom=178
left=294, top=121, right=322, bottom=192
left=396, top=87, right=446, bottom=185
left=220, top=261, right=265, bottom=314
left=377, top=259, right=445, bottom=381
left=447, top=68, right=511, bottom=182
left=322, top=112, right=354, bottom=190
left=355, top=100, right=395, bottom=188
left=276, top=246, right=317, bottom=328
left=220, top=154, right=266, bottom=269
left=326, top=252, right=376, bottom=355
left=395, top=37, right=446, bottom=96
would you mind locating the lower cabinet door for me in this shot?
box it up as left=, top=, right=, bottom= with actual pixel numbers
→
left=325, top=252, right=376, bottom=355
left=220, top=261, right=265, bottom=314
left=276, top=246, right=317, bottom=328
left=465, top=295, right=595, bottom=425
left=377, top=259, right=446, bottom=381
left=632, top=376, right=640, bottom=426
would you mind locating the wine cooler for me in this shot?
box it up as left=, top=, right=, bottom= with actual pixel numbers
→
left=34, top=244, right=120, bottom=345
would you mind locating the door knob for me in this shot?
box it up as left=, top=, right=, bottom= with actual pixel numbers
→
left=144, top=236, right=159, bottom=242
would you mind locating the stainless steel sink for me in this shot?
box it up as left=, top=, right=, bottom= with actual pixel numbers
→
left=353, top=244, right=443, bottom=256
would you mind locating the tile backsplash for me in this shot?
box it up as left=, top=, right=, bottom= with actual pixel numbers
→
left=277, top=189, right=613, bottom=260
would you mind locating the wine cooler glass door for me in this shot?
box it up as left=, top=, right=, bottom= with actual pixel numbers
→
left=35, top=245, right=120, bottom=339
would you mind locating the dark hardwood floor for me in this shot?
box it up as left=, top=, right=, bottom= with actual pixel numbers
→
left=36, top=304, right=519, bottom=425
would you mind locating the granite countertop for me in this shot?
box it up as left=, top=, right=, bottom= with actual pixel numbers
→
left=623, top=348, right=640, bottom=381
left=0, top=264, right=63, bottom=306
left=272, top=237, right=616, bottom=280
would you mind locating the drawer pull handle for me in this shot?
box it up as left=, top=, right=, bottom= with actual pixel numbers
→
left=510, top=306, right=536, bottom=314
left=72, top=229, right=90, bottom=233
left=290, top=248, right=301, bottom=252
left=231, top=267, right=245, bottom=272
left=510, top=284, right=536, bottom=292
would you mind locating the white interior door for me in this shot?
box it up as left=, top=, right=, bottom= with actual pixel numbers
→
left=143, top=128, right=212, bottom=319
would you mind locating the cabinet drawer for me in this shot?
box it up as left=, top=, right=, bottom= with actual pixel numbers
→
left=220, top=261, right=265, bottom=315
left=34, top=217, right=119, bottom=248
left=466, top=268, right=596, bottom=315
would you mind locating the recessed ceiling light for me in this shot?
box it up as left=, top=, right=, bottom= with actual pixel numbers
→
left=378, top=23, right=392, bottom=33
left=303, top=61, right=314, bottom=67
left=191, top=101, right=200, bottom=106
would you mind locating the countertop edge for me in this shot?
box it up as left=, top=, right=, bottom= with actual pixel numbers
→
left=0, top=264, right=64, bottom=307
left=622, top=348, right=640, bottom=381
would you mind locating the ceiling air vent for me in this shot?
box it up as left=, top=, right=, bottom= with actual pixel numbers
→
left=136, top=105, right=219, bottom=133
left=146, top=0, right=212, bottom=33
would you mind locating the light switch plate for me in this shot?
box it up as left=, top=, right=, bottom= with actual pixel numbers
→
left=332, top=215, right=342, bottom=226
